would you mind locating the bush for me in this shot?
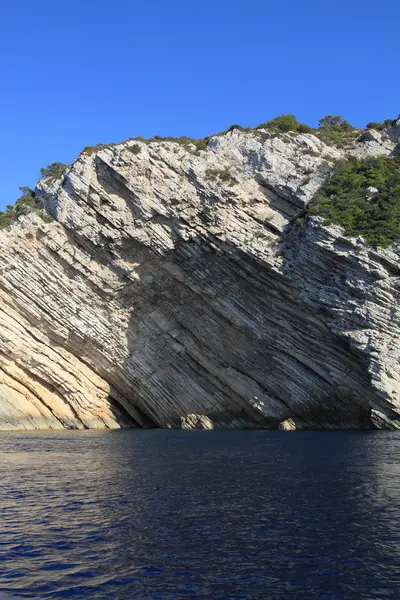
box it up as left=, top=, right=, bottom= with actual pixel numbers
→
left=366, top=122, right=385, bottom=131
left=256, top=115, right=313, bottom=136
left=365, top=116, right=400, bottom=131
left=81, top=143, right=116, bottom=156
left=318, top=115, right=354, bottom=131
left=298, top=123, right=313, bottom=134
left=146, top=136, right=208, bottom=152
left=192, top=139, right=208, bottom=151
left=308, top=155, right=400, bottom=247
left=0, top=187, right=37, bottom=229
left=14, top=187, right=36, bottom=217
left=384, top=116, right=399, bottom=128
left=40, top=162, right=68, bottom=180
left=316, top=115, right=357, bottom=147
left=257, top=114, right=301, bottom=133
left=0, top=209, right=12, bottom=229
left=127, top=144, right=141, bottom=155
left=38, top=210, right=54, bottom=223
left=205, top=167, right=235, bottom=184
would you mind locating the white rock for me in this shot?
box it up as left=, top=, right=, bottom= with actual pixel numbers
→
left=0, top=129, right=399, bottom=430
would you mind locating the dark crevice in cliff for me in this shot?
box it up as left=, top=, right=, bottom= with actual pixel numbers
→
left=256, top=178, right=306, bottom=213
left=107, top=392, right=150, bottom=428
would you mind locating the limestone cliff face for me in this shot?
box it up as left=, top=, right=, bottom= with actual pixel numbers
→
left=1, top=126, right=400, bottom=430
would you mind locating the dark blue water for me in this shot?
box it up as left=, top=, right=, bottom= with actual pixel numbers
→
left=1, top=430, right=400, bottom=600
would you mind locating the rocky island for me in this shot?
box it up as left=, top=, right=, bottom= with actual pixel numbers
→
left=1, top=115, right=400, bottom=430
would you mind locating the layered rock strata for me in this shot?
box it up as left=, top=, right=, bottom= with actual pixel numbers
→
left=1, top=125, right=399, bottom=429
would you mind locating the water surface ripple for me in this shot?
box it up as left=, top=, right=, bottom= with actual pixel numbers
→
left=1, top=430, right=400, bottom=599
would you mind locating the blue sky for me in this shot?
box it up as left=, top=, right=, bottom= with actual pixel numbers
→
left=0, top=0, right=399, bottom=209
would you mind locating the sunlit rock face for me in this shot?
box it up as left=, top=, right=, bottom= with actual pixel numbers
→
left=0, top=126, right=399, bottom=430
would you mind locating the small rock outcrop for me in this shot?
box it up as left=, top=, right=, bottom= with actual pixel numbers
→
left=180, top=414, right=214, bottom=430
left=278, top=419, right=297, bottom=431
left=0, top=124, right=400, bottom=430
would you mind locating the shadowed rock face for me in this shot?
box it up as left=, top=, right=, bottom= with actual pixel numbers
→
left=1, top=127, right=400, bottom=430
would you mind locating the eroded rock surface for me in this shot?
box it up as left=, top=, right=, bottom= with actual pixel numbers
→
left=181, top=414, right=214, bottom=430
left=278, top=419, right=297, bottom=431
left=1, top=126, right=400, bottom=429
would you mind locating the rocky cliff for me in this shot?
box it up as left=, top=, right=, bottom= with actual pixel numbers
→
left=1, top=123, right=400, bottom=430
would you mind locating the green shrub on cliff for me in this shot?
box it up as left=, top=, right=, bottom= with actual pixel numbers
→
left=40, top=162, right=68, bottom=180
left=147, top=136, right=208, bottom=152
left=38, top=210, right=54, bottom=223
left=256, top=114, right=312, bottom=135
left=0, top=208, right=12, bottom=229
left=205, top=167, right=235, bottom=185
left=366, top=122, right=385, bottom=131
left=0, top=187, right=37, bottom=229
left=257, top=114, right=299, bottom=133
left=227, top=124, right=252, bottom=132
left=297, top=123, right=313, bottom=134
left=127, top=144, right=141, bottom=155
left=0, top=187, right=55, bottom=230
left=81, top=143, right=117, bottom=156
left=315, top=115, right=357, bottom=148
left=366, top=116, right=399, bottom=131
left=309, top=155, right=400, bottom=247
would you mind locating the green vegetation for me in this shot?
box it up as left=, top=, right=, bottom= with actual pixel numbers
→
left=83, top=113, right=399, bottom=161
left=191, top=139, right=208, bottom=152
left=81, top=143, right=116, bottom=156
left=1, top=167, right=58, bottom=230
left=309, top=155, right=400, bottom=247
left=227, top=124, right=251, bottom=132
left=228, top=124, right=243, bottom=131
left=147, top=136, right=208, bottom=152
left=0, top=187, right=37, bottom=229
left=315, top=115, right=357, bottom=148
left=38, top=210, right=55, bottom=223
left=202, top=114, right=314, bottom=140
left=122, top=113, right=360, bottom=150
left=297, top=123, right=313, bottom=134
left=257, top=114, right=299, bottom=132
left=127, top=144, right=141, bottom=155
left=129, top=136, right=148, bottom=143
left=366, top=122, right=385, bottom=131
left=130, top=112, right=400, bottom=150
left=366, top=116, right=399, bottom=131
left=256, top=114, right=311, bottom=134
left=40, top=162, right=68, bottom=180
left=205, top=167, right=235, bottom=185
left=295, top=215, right=307, bottom=229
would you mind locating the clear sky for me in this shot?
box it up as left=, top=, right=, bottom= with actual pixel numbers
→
left=0, top=0, right=399, bottom=209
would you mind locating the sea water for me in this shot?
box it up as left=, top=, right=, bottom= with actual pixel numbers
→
left=1, top=429, right=399, bottom=599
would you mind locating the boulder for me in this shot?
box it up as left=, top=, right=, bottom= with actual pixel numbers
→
left=278, top=419, right=297, bottom=431
left=180, top=414, right=214, bottom=430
